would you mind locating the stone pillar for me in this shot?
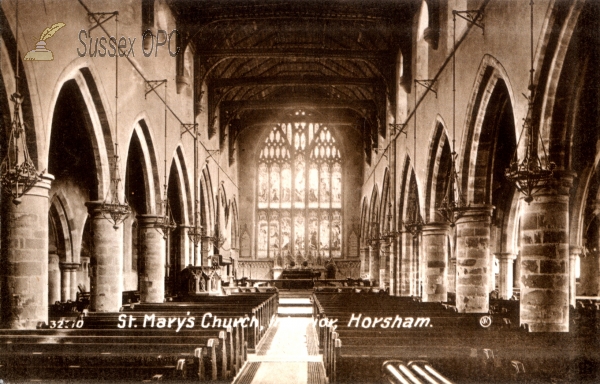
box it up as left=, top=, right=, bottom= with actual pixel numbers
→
left=519, top=173, right=573, bottom=332
left=448, top=257, right=456, bottom=294
left=59, top=262, right=78, bottom=302
left=455, top=205, right=494, bottom=313
left=86, top=201, right=123, bottom=312
left=48, top=253, right=61, bottom=305
left=79, top=256, right=90, bottom=292
left=369, top=241, right=380, bottom=283
left=422, top=223, right=450, bottom=302
left=569, top=246, right=582, bottom=308
left=380, top=240, right=390, bottom=289
left=360, top=247, right=369, bottom=277
left=496, top=253, right=516, bottom=299
left=138, top=215, right=166, bottom=303
left=70, top=268, right=79, bottom=300
left=201, top=236, right=210, bottom=266
left=2, top=174, right=53, bottom=328
left=389, top=236, right=398, bottom=295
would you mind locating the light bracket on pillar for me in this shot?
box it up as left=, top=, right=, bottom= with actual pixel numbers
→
left=504, top=0, right=555, bottom=204
left=452, top=10, right=485, bottom=34
left=414, top=79, right=438, bottom=98
left=180, top=123, right=198, bottom=139
left=388, top=123, right=408, bottom=138
left=0, top=0, right=44, bottom=205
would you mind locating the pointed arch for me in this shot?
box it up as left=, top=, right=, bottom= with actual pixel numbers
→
left=47, top=67, right=113, bottom=199
left=173, top=145, right=192, bottom=226
left=200, top=167, right=215, bottom=237
left=425, top=120, right=451, bottom=223
left=360, top=197, right=369, bottom=247
left=368, top=184, right=380, bottom=240
left=460, top=55, right=516, bottom=205
left=230, top=198, right=240, bottom=250
left=49, top=193, right=73, bottom=263
left=124, top=119, right=161, bottom=215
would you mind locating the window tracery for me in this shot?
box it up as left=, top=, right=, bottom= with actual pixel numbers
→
left=256, top=112, right=342, bottom=260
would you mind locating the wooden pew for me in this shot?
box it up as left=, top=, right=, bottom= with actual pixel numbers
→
left=0, top=331, right=210, bottom=382
left=313, top=291, right=600, bottom=383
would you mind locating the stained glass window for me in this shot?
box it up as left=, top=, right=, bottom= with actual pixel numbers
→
left=256, top=111, right=343, bottom=260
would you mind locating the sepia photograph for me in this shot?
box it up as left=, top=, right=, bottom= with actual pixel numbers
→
left=0, top=0, right=599, bottom=382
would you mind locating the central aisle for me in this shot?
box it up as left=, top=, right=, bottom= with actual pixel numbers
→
left=234, top=295, right=327, bottom=384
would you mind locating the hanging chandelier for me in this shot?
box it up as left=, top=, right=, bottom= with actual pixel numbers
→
left=504, top=0, right=554, bottom=204
left=438, top=153, right=465, bottom=226
left=0, top=0, right=43, bottom=205
left=152, top=80, right=177, bottom=239
left=437, top=13, right=466, bottom=226
left=187, top=224, right=203, bottom=246
left=382, top=202, right=399, bottom=240
left=101, top=14, right=130, bottom=229
left=402, top=80, right=427, bottom=237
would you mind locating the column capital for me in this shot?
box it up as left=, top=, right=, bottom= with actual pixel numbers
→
left=569, top=245, right=583, bottom=257
left=137, top=214, right=165, bottom=228
left=535, top=170, right=577, bottom=197
left=422, top=222, right=451, bottom=235
left=59, top=262, right=80, bottom=271
left=494, top=252, right=517, bottom=261
left=85, top=200, right=104, bottom=216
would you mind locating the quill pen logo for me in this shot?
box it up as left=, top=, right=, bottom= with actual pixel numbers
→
left=24, top=22, right=65, bottom=61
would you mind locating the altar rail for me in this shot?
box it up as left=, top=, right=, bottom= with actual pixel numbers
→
left=235, top=278, right=375, bottom=290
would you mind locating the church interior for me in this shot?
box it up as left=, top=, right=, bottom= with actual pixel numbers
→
left=1, top=0, right=600, bottom=382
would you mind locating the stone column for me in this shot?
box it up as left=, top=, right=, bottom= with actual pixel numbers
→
left=79, top=256, right=90, bottom=292
left=496, top=253, right=516, bottom=299
left=138, top=215, right=166, bottom=303
left=569, top=246, right=582, bottom=308
left=70, top=268, right=79, bottom=301
left=422, top=223, right=450, bottom=302
left=2, top=174, right=53, bottom=328
left=48, top=253, right=61, bottom=305
left=448, top=256, right=456, bottom=294
left=369, top=241, right=380, bottom=283
left=455, top=205, right=494, bottom=313
left=86, top=201, right=123, bottom=312
left=360, top=247, right=369, bottom=277
left=60, top=262, right=79, bottom=302
left=519, top=173, right=573, bottom=332
left=201, top=236, right=210, bottom=266
left=389, top=236, right=399, bottom=295
left=380, top=240, right=390, bottom=289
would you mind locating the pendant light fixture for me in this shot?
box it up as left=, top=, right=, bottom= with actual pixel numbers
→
left=151, top=80, right=176, bottom=239
left=438, top=11, right=466, bottom=226
left=403, top=81, right=425, bottom=237
left=0, top=0, right=44, bottom=205
left=504, top=0, right=555, bottom=203
left=101, top=13, right=131, bottom=229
